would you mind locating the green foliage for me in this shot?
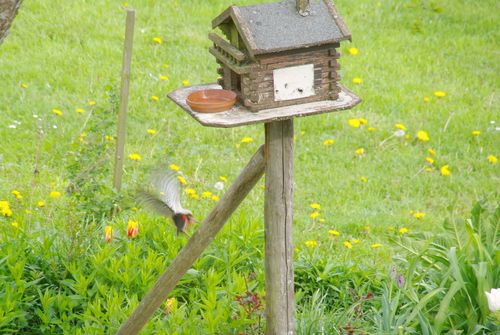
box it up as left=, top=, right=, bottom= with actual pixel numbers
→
left=376, top=203, right=500, bottom=334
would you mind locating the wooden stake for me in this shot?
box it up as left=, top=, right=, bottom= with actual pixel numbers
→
left=113, top=8, right=135, bottom=192
left=116, top=146, right=266, bottom=335
left=264, top=120, right=295, bottom=335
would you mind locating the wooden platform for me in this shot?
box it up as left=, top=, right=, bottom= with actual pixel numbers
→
left=167, top=83, right=361, bottom=128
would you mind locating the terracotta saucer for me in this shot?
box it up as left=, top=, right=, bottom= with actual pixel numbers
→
left=186, top=89, right=237, bottom=113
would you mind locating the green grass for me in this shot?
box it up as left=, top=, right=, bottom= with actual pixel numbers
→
left=0, top=0, right=499, bottom=333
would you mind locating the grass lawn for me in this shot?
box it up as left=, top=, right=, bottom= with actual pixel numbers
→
left=0, top=0, right=498, bottom=333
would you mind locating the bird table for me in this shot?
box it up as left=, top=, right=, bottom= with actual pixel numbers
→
left=117, top=83, right=360, bottom=335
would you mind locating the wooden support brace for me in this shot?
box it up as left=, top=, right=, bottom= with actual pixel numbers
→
left=116, top=146, right=266, bottom=335
left=264, top=120, right=295, bottom=335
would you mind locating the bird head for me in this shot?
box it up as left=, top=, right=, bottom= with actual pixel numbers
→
left=173, top=210, right=198, bottom=235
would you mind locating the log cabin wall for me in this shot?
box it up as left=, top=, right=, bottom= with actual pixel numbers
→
left=241, top=44, right=341, bottom=112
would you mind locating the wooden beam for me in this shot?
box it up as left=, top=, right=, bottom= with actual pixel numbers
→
left=113, top=9, right=135, bottom=192
left=264, top=120, right=295, bottom=334
left=116, top=146, right=266, bottom=335
left=208, top=47, right=255, bottom=74
left=208, top=32, right=246, bottom=61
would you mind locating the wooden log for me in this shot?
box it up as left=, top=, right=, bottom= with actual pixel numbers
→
left=209, top=47, right=255, bottom=74
left=264, top=120, right=295, bottom=334
left=116, top=146, right=266, bottom=335
left=208, top=32, right=246, bottom=61
left=113, top=9, right=135, bottom=192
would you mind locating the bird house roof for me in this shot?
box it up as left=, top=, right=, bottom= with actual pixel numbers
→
left=212, top=0, right=351, bottom=57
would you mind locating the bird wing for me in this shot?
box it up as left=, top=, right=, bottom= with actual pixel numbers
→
left=150, top=168, right=185, bottom=213
left=136, top=189, right=175, bottom=218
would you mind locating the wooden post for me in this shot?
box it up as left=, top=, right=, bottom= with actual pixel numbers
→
left=116, top=146, right=266, bottom=335
left=296, top=0, right=310, bottom=16
left=264, top=120, right=295, bottom=335
left=113, top=8, right=135, bottom=192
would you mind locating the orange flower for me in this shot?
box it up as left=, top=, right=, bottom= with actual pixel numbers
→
left=104, top=226, right=114, bottom=243
left=127, top=220, right=139, bottom=238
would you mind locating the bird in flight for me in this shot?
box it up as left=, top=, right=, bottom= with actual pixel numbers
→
left=137, top=168, right=197, bottom=235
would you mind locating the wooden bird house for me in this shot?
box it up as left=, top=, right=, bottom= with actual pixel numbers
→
left=210, top=0, right=351, bottom=112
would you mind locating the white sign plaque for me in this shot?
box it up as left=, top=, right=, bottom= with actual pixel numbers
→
left=273, top=64, right=315, bottom=101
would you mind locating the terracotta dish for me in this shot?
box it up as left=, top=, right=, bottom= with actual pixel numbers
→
left=186, top=89, right=237, bottom=113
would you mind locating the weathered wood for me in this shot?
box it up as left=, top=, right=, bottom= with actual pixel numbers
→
left=296, top=0, right=310, bottom=16
left=208, top=32, right=246, bottom=61
left=209, top=47, right=255, bottom=74
left=167, top=83, right=361, bottom=128
left=113, top=9, right=135, bottom=192
left=264, top=120, right=295, bottom=334
left=0, top=0, right=23, bottom=46
left=116, top=146, right=266, bottom=335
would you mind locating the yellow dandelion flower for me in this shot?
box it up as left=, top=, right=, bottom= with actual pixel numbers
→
left=348, top=118, right=361, bottom=128
left=0, top=200, right=13, bottom=217
left=202, top=191, right=212, bottom=199
left=75, top=108, right=85, bottom=114
left=20, top=83, right=28, bottom=89
left=300, top=130, right=306, bottom=136
left=423, top=96, right=430, bottom=103
left=360, top=176, right=368, bottom=182
left=355, top=148, right=365, bottom=156
left=428, top=148, right=436, bottom=156
left=413, top=211, right=425, bottom=219
left=434, top=91, right=446, bottom=98
left=399, top=227, right=409, bottom=235
left=182, top=80, right=190, bottom=86
left=11, top=190, right=22, bottom=200
left=417, top=130, right=430, bottom=142
left=211, top=195, right=220, bottom=201
left=305, top=240, right=318, bottom=248
left=487, top=155, right=498, bottom=164
left=131, top=207, right=139, bottom=212
left=323, top=139, right=334, bottom=146
left=169, top=164, right=180, bottom=171
left=164, top=297, right=177, bottom=315
left=348, top=47, right=359, bottom=55
left=184, top=188, right=196, bottom=195
left=189, top=193, right=199, bottom=200
left=219, top=176, right=227, bottom=182
left=319, top=218, right=325, bottom=223
left=343, top=240, right=353, bottom=249
left=37, top=200, right=46, bottom=208
left=367, top=127, right=375, bottom=132
left=159, top=75, right=168, bottom=81
left=425, top=157, right=434, bottom=165
left=128, top=153, right=142, bottom=161
left=52, top=108, right=62, bottom=116
left=471, top=130, right=481, bottom=137
left=49, top=191, right=61, bottom=199
left=177, top=176, right=187, bottom=185
left=352, top=77, right=362, bottom=85
left=11, top=221, right=19, bottom=228
left=147, top=128, right=157, bottom=136
left=440, top=164, right=450, bottom=176
left=88, top=100, right=96, bottom=106
left=310, top=203, right=321, bottom=210
left=328, top=229, right=340, bottom=237
left=371, top=243, right=383, bottom=249
left=241, top=136, right=254, bottom=143
left=394, top=123, right=407, bottom=131
left=310, top=211, right=320, bottom=219
left=359, top=118, right=368, bottom=125
left=153, top=37, right=162, bottom=44
left=105, top=135, right=114, bottom=141
left=152, top=95, right=159, bottom=102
